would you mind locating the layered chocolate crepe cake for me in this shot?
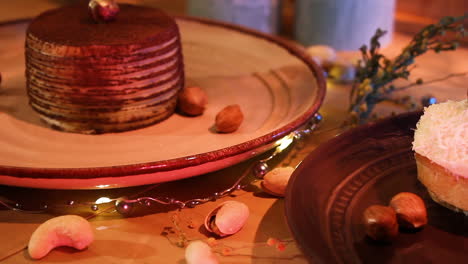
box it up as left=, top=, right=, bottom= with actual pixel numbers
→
left=25, top=3, right=184, bottom=134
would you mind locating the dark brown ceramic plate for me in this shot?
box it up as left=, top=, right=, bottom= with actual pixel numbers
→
left=285, top=111, right=468, bottom=264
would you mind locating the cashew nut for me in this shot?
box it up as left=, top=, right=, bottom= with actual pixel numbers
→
left=28, top=215, right=94, bottom=259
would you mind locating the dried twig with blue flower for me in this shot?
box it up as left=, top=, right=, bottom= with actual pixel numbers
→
left=349, top=14, right=468, bottom=124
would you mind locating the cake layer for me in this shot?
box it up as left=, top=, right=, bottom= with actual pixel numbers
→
left=38, top=99, right=178, bottom=134
left=30, top=87, right=179, bottom=120
left=26, top=47, right=181, bottom=77
left=416, top=153, right=468, bottom=212
left=28, top=73, right=183, bottom=104
left=25, top=3, right=185, bottom=134
left=27, top=3, right=179, bottom=47
left=27, top=63, right=182, bottom=92
left=25, top=35, right=181, bottom=63
left=28, top=77, right=183, bottom=109
left=26, top=54, right=182, bottom=87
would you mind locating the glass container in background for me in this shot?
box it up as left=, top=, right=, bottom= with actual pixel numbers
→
left=295, top=0, right=396, bottom=50
left=187, top=0, right=281, bottom=34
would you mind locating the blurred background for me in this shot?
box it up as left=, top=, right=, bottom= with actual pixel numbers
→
left=2, top=0, right=467, bottom=49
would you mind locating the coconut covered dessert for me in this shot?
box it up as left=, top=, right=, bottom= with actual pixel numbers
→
left=413, top=99, right=468, bottom=212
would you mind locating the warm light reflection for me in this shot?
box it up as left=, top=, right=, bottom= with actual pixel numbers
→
left=276, top=134, right=294, bottom=152
left=95, top=197, right=113, bottom=204
left=96, top=184, right=111, bottom=188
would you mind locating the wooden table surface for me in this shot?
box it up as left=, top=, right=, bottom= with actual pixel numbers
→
left=0, top=1, right=466, bottom=264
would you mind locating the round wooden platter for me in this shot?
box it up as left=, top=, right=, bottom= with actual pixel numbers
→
left=0, top=17, right=325, bottom=189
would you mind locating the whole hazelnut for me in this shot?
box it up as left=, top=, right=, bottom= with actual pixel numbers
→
left=389, top=192, right=427, bottom=230
left=215, top=104, right=244, bottom=133
left=363, top=205, right=398, bottom=242
left=88, top=0, right=120, bottom=23
left=178, top=87, right=208, bottom=116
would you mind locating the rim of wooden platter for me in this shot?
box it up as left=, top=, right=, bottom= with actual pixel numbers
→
left=0, top=15, right=326, bottom=189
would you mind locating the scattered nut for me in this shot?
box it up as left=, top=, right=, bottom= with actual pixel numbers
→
left=204, top=201, right=249, bottom=237
left=185, top=240, right=218, bottom=264
left=178, top=87, right=208, bottom=116
left=28, top=215, right=94, bottom=259
left=261, top=167, right=295, bottom=197
left=88, top=0, right=120, bottom=23
left=363, top=205, right=398, bottom=242
left=389, top=192, right=427, bottom=230
left=215, top=104, right=243, bottom=133
left=306, top=45, right=337, bottom=67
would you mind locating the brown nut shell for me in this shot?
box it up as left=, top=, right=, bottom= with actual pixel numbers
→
left=178, top=87, right=208, bottom=116
left=389, top=192, right=427, bottom=229
left=215, top=104, right=243, bottom=133
left=204, top=201, right=249, bottom=237
left=363, top=205, right=398, bottom=242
